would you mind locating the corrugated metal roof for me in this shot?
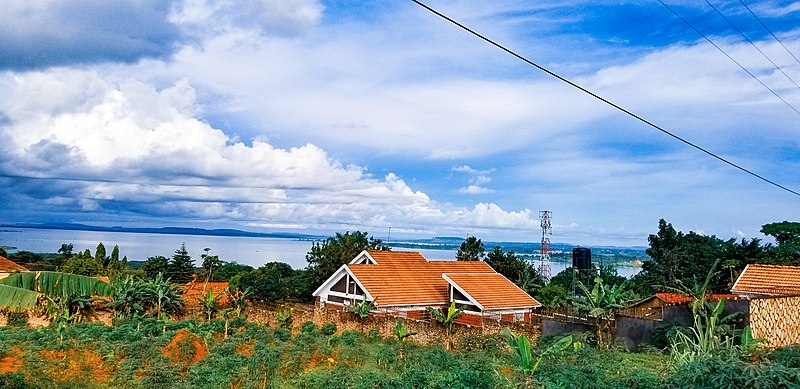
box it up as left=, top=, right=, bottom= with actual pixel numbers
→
left=732, top=264, right=800, bottom=296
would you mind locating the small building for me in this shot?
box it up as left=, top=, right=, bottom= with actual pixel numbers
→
left=0, top=255, right=29, bottom=279
left=312, top=250, right=541, bottom=325
left=732, top=264, right=800, bottom=297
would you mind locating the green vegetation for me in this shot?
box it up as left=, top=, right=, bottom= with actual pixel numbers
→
left=456, top=235, right=485, bottom=261
left=0, top=319, right=798, bottom=388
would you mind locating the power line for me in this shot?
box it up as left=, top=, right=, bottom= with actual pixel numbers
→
left=657, top=0, right=800, bottom=117
left=704, top=0, right=800, bottom=90
left=410, top=0, right=800, bottom=198
left=737, top=0, right=800, bottom=68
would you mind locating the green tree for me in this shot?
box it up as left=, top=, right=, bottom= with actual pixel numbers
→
left=485, top=246, right=525, bottom=282
left=231, top=262, right=296, bottom=303
left=95, top=242, right=107, bottom=268
left=61, top=256, right=103, bottom=276
left=760, top=221, right=800, bottom=265
left=168, top=243, right=195, bottom=282
left=200, top=248, right=222, bottom=289
left=142, top=256, right=169, bottom=279
left=212, top=261, right=254, bottom=281
left=630, top=219, right=739, bottom=296
left=306, top=231, right=387, bottom=287
left=54, top=243, right=73, bottom=267
left=456, top=236, right=485, bottom=261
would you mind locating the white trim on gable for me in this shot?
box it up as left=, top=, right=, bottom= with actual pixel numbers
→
left=442, top=274, right=485, bottom=311
left=349, top=250, right=376, bottom=265
left=730, top=263, right=750, bottom=293
left=312, top=264, right=376, bottom=304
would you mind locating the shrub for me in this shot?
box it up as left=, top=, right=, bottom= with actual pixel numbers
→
left=320, top=322, right=337, bottom=336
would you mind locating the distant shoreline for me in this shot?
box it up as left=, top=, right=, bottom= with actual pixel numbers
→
left=0, top=223, right=324, bottom=241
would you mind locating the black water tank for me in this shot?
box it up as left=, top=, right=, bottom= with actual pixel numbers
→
left=572, top=247, right=592, bottom=270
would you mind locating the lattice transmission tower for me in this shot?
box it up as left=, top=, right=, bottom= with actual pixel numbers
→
left=539, top=210, right=552, bottom=278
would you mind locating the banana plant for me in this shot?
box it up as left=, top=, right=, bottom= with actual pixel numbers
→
left=426, top=300, right=464, bottom=350
left=394, top=318, right=417, bottom=359
left=503, top=330, right=572, bottom=375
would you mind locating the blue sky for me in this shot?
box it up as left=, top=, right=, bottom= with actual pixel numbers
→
left=1, top=0, right=799, bottom=246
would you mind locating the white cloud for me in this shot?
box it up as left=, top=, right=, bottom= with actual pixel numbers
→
left=0, top=68, right=537, bottom=236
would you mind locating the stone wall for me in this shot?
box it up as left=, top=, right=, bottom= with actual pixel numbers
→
left=749, top=296, right=800, bottom=348
left=245, top=302, right=540, bottom=347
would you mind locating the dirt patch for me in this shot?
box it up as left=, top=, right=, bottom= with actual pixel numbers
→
left=39, top=349, right=115, bottom=385
left=162, top=329, right=208, bottom=365
left=235, top=341, right=254, bottom=357
left=0, top=347, right=24, bottom=374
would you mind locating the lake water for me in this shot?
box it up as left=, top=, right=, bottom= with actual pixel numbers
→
left=0, top=227, right=640, bottom=277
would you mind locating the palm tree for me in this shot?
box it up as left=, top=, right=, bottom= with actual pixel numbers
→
left=426, top=301, right=464, bottom=350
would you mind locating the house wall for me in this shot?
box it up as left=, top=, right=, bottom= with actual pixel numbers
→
left=749, top=296, right=800, bottom=348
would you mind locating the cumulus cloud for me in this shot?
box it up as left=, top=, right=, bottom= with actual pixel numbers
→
left=0, top=69, right=537, bottom=236
left=453, top=165, right=495, bottom=194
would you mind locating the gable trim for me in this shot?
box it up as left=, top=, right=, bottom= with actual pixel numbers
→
left=349, top=250, right=376, bottom=265
left=442, top=274, right=485, bottom=311
left=730, top=263, right=750, bottom=293
left=312, top=265, right=376, bottom=303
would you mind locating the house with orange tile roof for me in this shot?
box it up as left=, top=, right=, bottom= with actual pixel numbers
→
left=731, top=264, right=800, bottom=297
left=0, top=255, right=29, bottom=279
left=312, top=250, right=541, bottom=324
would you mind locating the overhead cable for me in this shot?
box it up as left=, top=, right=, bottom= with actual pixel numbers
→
left=657, top=0, right=800, bottom=117
left=737, top=0, right=800, bottom=68
left=704, top=0, right=800, bottom=90
left=410, top=0, right=800, bottom=198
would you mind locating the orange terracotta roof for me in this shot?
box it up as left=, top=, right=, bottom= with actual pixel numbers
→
left=341, top=251, right=537, bottom=309
left=732, top=264, right=800, bottom=296
left=365, top=250, right=427, bottom=265
left=444, top=273, right=541, bottom=309
left=0, top=255, right=29, bottom=272
left=653, top=293, right=738, bottom=304
left=181, top=281, right=230, bottom=306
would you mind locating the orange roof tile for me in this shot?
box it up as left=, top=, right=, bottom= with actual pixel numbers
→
left=340, top=251, right=538, bottom=310
left=732, top=264, right=800, bottom=296
left=0, top=255, right=29, bottom=272
left=444, top=273, right=541, bottom=309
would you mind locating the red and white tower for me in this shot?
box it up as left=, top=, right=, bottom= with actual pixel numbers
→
left=539, top=210, right=552, bottom=278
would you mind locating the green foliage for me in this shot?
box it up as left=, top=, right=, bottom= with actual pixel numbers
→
left=631, top=219, right=763, bottom=295
left=485, top=246, right=524, bottom=281
left=320, top=322, right=337, bottom=336
left=199, top=287, right=219, bottom=321
left=456, top=236, right=485, bottom=261
left=427, top=301, right=464, bottom=351
left=504, top=330, right=571, bottom=377
left=573, top=276, right=633, bottom=348
left=275, top=305, right=293, bottom=329
left=536, top=283, right=569, bottom=308
left=761, top=221, right=800, bottom=265
left=306, top=231, right=387, bottom=287
left=142, top=255, right=169, bottom=279
left=348, top=295, right=374, bottom=320
left=211, top=261, right=253, bottom=282
left=168, top=243, right=195, bottom=282
left=230, top=261, right=302, bottom=303
left=60, top=255, right=104, bottom=276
